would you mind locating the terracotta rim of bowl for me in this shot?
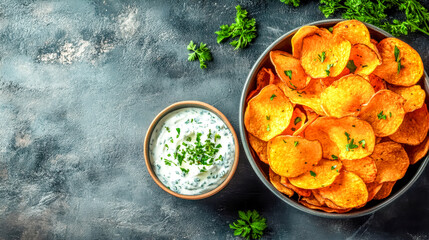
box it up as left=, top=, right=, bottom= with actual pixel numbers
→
left=239, top=19, right=429, bottom=218
left=144, top=101, right=240, bottom=200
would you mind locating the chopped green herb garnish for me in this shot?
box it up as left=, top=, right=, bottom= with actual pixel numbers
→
left=230, top=210, right=267, bottom=240
left=180, top=168, right=189, bottom=175
left=215, top=133, right=221, bottom=142
left=346, top=60, right=357, bottom=73
left=377, top=111, right=387, bottom=120
left=267, top=124, right=270, bottom=132
left=285, top=70, right=293, bottom=80
left=165, top=127, right=170, bottom=132
left=362, top=65, right=368, bottom=68
left=331, top=165, right=337, bottom=170
left=176, top=128, right=181, bottom=138
left=310, top=171, right=316, bottom=177
left=318, top=51, right=326, bottom=63
left=394, top=45, right=404, bottom=74
left=331, top=155, right=338, bottom=160
left=270, top=94, right=277, bottom=101
left=389, top=112, right=392, bottom=117
left=165, top=144, right=169, bottom=149
left=359, top=139, right=366, bottom=148
left=325, top=63, right=334, bottom=76
left=294, top=117, right=302, bottom=125
left=283, top=140, right=287, bottom=144
left=346, top=139, right=359, bottom=152
left=294, top=141, right=299, bottom=147
left=328, top=27, right=333, bottom=32
left=345, top=132, right=351, bottom=141
left=266, top=115, right=270, bottom=120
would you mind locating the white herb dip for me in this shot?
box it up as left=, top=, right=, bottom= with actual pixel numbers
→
left=149, top=107, right=235, bottom=195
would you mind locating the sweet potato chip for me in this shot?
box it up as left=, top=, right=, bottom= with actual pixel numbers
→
left=320, top=68, right=350, bottom=87
left=269, top=168, right=294, bottom=197
left=299, top=199, right=352, bottom=213
left=370, top=39, right=378, bottom=45
left=292, top=25, right=319, bottom=58
left=270, top=75, right=282, bottom=85
left=342, top=157, right=377, bottom=183
left=278, top=79, right=326, bottom=115
left=270, top=50, right=311, bottom=89
left=405, top=134, right=429, bottom=165
left=359, top=90, right=405, bottom=137
left=388, top=85, right=426, bottom=113
left=368, top=74, right=386, bottom=92
left=246, top=89, right=259, bottom=103
left=268, top=136, right=322, bottom=177
left=248, top=134, right=268, bottom=164
left=301, top=29, right=352, bottom=78
left=256, top=67, right=274, bottom=90
left=304, top=116, right=375, bottom=160
left=289, top=159, right=342, bottom=189
left=280, top=176, right=311, bottom=197
left=389, top=104, right=429, bottom=145
left=317, top=171, right=368, bottom=208
left=282, top=108, right=307, bottom=135
left=371, top=141, right=409, bottom=183
left=293, top=106, right=320, bottom=137
left=349, top=43, right=381, bottom=75
left=321, top=74, right=375, bottom=118
left=366, top=182, right=383, bottom=202
left=373, top=38, right=424, bottom=86
left=373, top=181, right=396, bottom=200
left=244, top=84, right=294, bottom=141
left=333, top=20, right=371, bottom=45
left=300, top=194, right=323, bottom=206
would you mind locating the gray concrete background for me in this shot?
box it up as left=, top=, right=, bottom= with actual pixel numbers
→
left=0, top=0, right=428, bottom=239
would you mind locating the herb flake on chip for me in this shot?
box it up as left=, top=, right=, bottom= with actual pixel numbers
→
left=284, top=70, right=293, bottom=80
left=294, top=141, right=299, bottom=147
left=331, top=165, right=337, bottom=170
left=359, top=139, right=366, bottom=148
left=318, top=51, right=326, bottom=63
left=267, top=124, right=270, bottom=132
left=310, top=170, right=316, bottom=177
left=270, top=94, right=277, bottom=101
left=346, top=60, right=357, bottom=73
left=266, top=115, right=270, bottom=120
left=394, top=45, right=404, bottom=74
left=325, top=63, right=334, bottom=76
left=377, top=111, right=387, bottom=120
left=294, top=117, right=302, bottom=125
left=331, top=155, right=338, bottom=160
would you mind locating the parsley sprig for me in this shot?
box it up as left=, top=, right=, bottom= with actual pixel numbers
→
left=215, top=5, right=257, bottom=50
left=319, top=0, right=429, bottom=37
left=187, top=41, right=212, bottom=69
left=280, top=0, right=300, bottom=7
left=230, top=210, right=267, bottom=240
left=394, top=45, right=404, bottom=74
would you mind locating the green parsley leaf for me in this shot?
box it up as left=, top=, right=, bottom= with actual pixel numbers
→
left=345, top=132, right=351, bottom=141
left=331, top=165, right=337, bottom=170
left=359, top=139, right=366, bottom=148
left=389, top=112, right=392, bottom=117
left=267, top=124, right=270, bottom=132
left=331, top=155, right=338, bottom=160
left=187, top=41, right=212, bottom=69
left=346, top=139, right=359, bottom=152
left=280, top=0, right=300, bottom=7
left=266, top=115, right=270, bottom=120
left=377, top=111, right=387, bottom=120
left=180, top=168, right=189, bottom=175
left=165, top=127, right=170, bottom=132
left=215, top=5, right=257, bottom=50
left=346, top=60, right=357, bottom=73
left=270, top=94, right=277, bottom=101
left=294, top=141, right=299, bottom=147
left=394, top=45, right=400, bottom=62
left=294, top=117, right=302, bottom=125
left=318, top=51, right=326, bottom=63
left=230, top=210, right=267, bottom=240
left=328, top=26, right=333, bottom=33
left=283, top=140, right=287, bottom=143
left=284, top=70, right=293, bottom=80
left=310, top=171, right=317, bottom=177
left=176, top=128, right=181, bottom=138
left=325, top=63, right=334, bottom=76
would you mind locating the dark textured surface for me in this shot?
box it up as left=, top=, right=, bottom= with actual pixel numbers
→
left=0, top=0, right=428, bottom=239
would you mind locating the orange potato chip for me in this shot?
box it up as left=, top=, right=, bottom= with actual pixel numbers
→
left=358, top=90, right=405, bottom=137
left=289, top=159, right=342, bottom=189
left=333, top=20, right=371, bottom=45
left=270, top=50, right=311, bottom=89
left=373, top=38, right=424, bottom=86
left=341, top=157, right=377, bottom=183
left=246, top=89, right=259, bottom=103
left=269, top=168, right=294, bottom=197
left=324, top=198, right=352, bottom=210
left=299, top=198, right=352, bottom=213
left=300, top=194, right=323, bottom=206
left=371, top=141, right=409, bottom=183
left=293, top=107, right=320, bottom=137
left=405, top=134, right=429, bottom=165
left=248, top=134, right=268, bottom=164
left=321, top=74, right=375, bottom=118
left=291, top=25, right=319, bottom=58
left=301, top=29, right=352, bottom=78
left=373, top=181, right=396, bottom=200
left=389, top=104, right=429, bottom=145
left=280, top=176, right=311, bottom=197
left=304, top=116, right=375, bottom=160
left=282, top=107, right=307, bottom=135
left=270, top=75, right=282, bottom=85
left=256, top=67, right=274, bottom=90
left=317, top=171, right=368, bottom=208
left=244, top=84, right=294, bottom=141
left=349, top=43, right=381, bottom=75
left=368, top=74, right=386, bottom=92
left=267, top=135, right=322, bottom=177
left=312, top=189, right=327, bottom=205
left=388, top=85, right=426, bottom=113
left=366, top=182, right=383, bottom=202
left=370, top=39, right=378, bottom=45
left=278, top=79, right=326, bottom=115
left=320, top=67, right=350, bottom=87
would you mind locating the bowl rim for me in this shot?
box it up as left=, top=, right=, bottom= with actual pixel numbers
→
left=239, top=18, right=429, bottom=218
left=144, top=100, right=240, bottom=200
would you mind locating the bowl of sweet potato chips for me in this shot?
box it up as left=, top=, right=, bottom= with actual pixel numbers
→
left=240, top=19, right=429, bottom=218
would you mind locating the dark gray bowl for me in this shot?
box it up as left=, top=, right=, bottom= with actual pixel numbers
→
left=239, top=19, right=429, bottom=218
